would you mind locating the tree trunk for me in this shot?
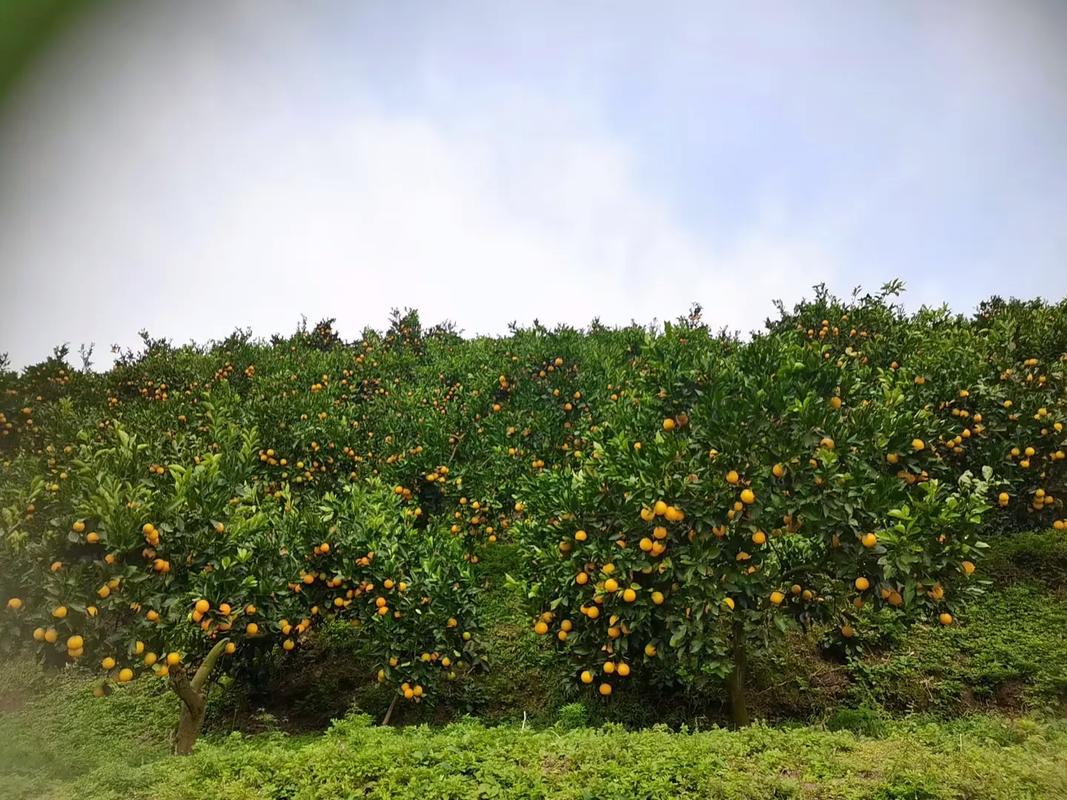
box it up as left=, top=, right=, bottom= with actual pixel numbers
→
left=381, top=693, right=399, bottom=726
left=728, top=620, right=750, bottom=728
left=173, top=696, right=207, bottom=755
left=168, top=638, right=229, bottom=755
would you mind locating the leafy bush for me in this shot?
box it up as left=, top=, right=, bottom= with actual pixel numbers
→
left=826, top=704, right=886, bottom=737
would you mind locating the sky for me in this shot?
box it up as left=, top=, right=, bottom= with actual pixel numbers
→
left=1, top=0, right=1065, bottom=369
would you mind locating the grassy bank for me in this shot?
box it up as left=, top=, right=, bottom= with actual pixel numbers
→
left=2, top=685, right=1065, bottom=800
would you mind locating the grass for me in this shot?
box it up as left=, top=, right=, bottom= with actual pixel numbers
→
left=849, top=581, right=1067, bottom=714
left=0, top=658, right=174, bottom=799
left=2, top=682, right=1065, bottom=800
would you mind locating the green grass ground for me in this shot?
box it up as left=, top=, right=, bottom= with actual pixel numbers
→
left=2, top=531, right=1066, bottom=799
left=2, top=680, right=1065, bottom=800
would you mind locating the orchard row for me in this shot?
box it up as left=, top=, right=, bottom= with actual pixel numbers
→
left=1, top=288, right=1064, bottom=739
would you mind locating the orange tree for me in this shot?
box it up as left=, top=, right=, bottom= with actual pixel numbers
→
left=517, top=299, right=996, bottom=724
left=0, top=384, right=485, bottom=747
left=772, top=288, right=1066, bottom=532
left=0, top=390, right=312, bottom=752
left=287, top=479, right=481, bottom=722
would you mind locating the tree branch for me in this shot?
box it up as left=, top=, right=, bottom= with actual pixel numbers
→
left=168, top=664, right=204, bottom=711
left=191, top=638, right=230, bottom=692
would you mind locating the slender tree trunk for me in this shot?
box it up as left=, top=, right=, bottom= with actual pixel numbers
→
left=381, top=693, right=399, bottom=726
left=168, top=639, right=229, bottom=755
left=728, top=620, right=750, bottom=728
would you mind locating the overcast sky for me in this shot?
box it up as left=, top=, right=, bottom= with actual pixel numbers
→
left=1, top=1, right=1065, bottom=369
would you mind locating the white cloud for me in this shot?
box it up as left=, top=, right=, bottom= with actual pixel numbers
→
left=0, top=47, right=836, bottom=367
left=5, top=0, right=1062, bottom=369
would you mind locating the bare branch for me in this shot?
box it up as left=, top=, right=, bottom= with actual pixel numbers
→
left=191, top=638, right=230, bottom=692
left=168, top=664, right=203, bottom=712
